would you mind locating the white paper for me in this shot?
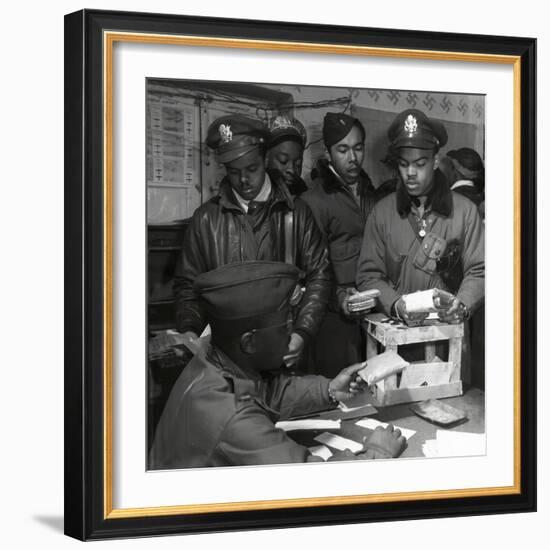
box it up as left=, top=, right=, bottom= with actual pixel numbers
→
left=308, top=445, right=333, bottom=461
left=355, top=418, right=416, bottom=440
left=422, top=431, right=486, bottom=458
left=314, top=433, right=364, bottom=453
left=338, top=402, right=376, bottom=414
left=275, top=419, right=341, bottom=432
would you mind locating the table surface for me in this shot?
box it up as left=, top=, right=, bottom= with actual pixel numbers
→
left=288, top=387, right=485, bottom=458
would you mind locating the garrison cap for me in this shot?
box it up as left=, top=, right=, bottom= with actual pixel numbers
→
left=206, top=115, right=269, bottom=164
left=194, top=261, right=299, bottom=335
left=388, top=108, right=448, bottom=150
left=447, top=147, right=484, bottom=178
left=322, top=112, right=366, bottom=149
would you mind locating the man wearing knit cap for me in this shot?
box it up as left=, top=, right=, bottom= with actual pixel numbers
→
left=174, top=114, right=331, bottom=368
left=266, top=115, right=308, bottom=196
left=356, top=109, right=484, bottom=340
left=302, top=112, right=394, bottom=377
left=150, top=261, right=406, bottom=468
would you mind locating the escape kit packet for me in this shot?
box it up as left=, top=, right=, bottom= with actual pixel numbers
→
left=410, top=398, right=468, bottom=426
left=358, top=350, right=410, bottom=385
left=402, top=288, right=455, bottom=314
left=347, top=288, right=381, bottom=312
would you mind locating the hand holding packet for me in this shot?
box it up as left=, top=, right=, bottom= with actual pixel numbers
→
left=358, top=350, right=410, bottom=385
left=402, top=288, right=455, bottom=315
left=347, top=288, right=381, bottom=313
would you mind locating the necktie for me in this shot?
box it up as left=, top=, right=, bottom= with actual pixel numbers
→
left=247, top=201, right=260, bottom=215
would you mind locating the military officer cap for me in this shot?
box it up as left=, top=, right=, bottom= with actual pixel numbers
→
left=194, top=261, right=299, bottom=336
left=447, top=147, right=484, bottom=178
left=388, top=108, right=448, bottom=150
left=322, top=112, right=366, bottom=149
left=206, top=115, right=269, bottom=164
left=268, top=115, right=307, bottom=148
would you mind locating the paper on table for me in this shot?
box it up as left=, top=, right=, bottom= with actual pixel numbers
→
left=314, top=432, right=363, bottom=453
left=355, top=418, right=416, bottom=440
left=422, top=430, right=486, bottom=457
left=275, top=419, right=341, bottom=432
left=308, top=445, right=333, bottom=461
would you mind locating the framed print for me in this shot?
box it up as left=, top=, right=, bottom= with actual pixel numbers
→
left=64, top=9, right=536, bottom=540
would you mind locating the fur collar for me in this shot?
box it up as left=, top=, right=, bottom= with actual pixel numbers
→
left=396, top=169, right=452, bottom=218
left=313, top=158, right=374, bottom=196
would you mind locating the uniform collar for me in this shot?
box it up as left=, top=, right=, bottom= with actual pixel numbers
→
left=314, top=158, right=374, bottom=196
left=232, top=174, right=273, bottom=213
left=396, top=169, right=452, bottom=218
left=218, top=171, right=294, bottom=212
left=207, top=344, right=263, bottom=383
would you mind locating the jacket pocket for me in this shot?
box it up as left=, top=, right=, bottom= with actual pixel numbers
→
left=329, top=240, right=361, bottom=285
left=412, top=232, right=447, bottom=275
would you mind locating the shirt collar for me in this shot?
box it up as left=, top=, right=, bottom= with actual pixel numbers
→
left=232, top=173, right=272, bottom=213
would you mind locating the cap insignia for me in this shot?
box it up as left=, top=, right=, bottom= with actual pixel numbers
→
left=219, top=124, right=233, bottom=144
left=404, top=114, right=418, bottom=137
left=271, top=115, right=293, bottom=131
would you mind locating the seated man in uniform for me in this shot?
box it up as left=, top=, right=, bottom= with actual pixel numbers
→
left=150, top=261, right=406, bottom=468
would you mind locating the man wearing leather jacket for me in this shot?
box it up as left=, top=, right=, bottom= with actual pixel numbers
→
left=173, top=115, right=331, bottom=368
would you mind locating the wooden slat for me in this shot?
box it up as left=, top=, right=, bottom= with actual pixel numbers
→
left=363, top=314, right=464, bottom=346
left=374, top=381, right=463, bottom=406
left=448, top=337, right=463, bottom=382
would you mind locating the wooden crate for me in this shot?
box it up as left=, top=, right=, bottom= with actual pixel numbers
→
left=362, top=313, right=464, bottom=406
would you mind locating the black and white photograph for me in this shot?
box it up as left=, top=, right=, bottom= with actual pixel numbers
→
left=145, top=78, right=486, bottom=470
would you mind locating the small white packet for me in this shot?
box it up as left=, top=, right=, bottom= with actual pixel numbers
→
left=358, top=350, right=409, bottom=385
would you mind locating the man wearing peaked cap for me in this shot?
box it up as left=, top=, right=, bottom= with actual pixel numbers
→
left=205, top=114, right=270, bottom=165
left=174, top=114, right=331, bottom=369
left=301, top=112, right=395, bottom=377
left=150, top=261, right=406, bottom=468
left=356, top=108, right=485, bottom=382
left=266, top=115, right=308, bottom=196
left=387, top=108, right=448, bottom=151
